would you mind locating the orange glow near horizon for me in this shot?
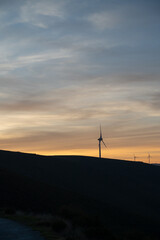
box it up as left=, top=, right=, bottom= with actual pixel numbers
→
left=44, top=148, right=160, bottom=164
left=3, top=145, right=159, bottom=164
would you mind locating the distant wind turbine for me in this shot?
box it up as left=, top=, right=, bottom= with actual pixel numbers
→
left=133, top=154, right=137, bottom=161
left=148, top=153, right=151, bottom=164
left=97, top=125, right=107, bottom=158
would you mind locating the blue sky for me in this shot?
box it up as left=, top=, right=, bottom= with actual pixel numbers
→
left=0, top=0, right=160, bottom=162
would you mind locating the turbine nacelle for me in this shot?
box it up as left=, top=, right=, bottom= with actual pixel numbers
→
left=98, top=137, right=103, bottom=141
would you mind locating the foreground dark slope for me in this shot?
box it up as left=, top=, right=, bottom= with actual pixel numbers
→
left=0, top=150, right=160, bottom=235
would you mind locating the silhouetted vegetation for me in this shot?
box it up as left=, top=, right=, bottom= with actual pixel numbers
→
left=4, top=208, right=16, bottom=215
left=85, top=226, right=116, bottom=240
left=36, top=220, right=51, bottom=227
left=51, top=219, right=67, bottom=233
left=59, top=205, right=101, bottom=228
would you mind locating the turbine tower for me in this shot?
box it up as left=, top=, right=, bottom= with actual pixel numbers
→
left=98, top=125, right=107, bottom=158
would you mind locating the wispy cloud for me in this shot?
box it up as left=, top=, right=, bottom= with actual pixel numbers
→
left=0, top=49, right=72, bottom=74
left=19, top=0, right=66, bottom=28
left=87, top=10, right=121, bottom=30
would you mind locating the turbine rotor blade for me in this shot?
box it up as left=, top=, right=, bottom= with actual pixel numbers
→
left=102, top=140, right=107, bottom=148
left=100, top=125, right=102, bottom=138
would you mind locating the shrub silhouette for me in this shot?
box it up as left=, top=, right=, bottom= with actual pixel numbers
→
left=59, top=205, right=101, bottom=228
left=36, top=221, right=51, bottom=227
left=52, top=219, right=67, bottom=233
left=85, top=226, right=116, bottom=240
left=5, top=208, right=16, bottom=215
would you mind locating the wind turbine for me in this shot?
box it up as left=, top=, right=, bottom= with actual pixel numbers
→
left=97, top=125, right=107, bottom=158
left=133, top=154, right=137, bottom=161
left=148, top=153, right=151, bottom=164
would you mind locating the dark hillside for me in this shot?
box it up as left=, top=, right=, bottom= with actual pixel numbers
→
left=0, top=166, right=99, bottom=213
left=0, top=150, right=160, bottom=237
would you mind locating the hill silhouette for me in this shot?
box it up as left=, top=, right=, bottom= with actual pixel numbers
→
left=0, top=150, right=160, bottom=238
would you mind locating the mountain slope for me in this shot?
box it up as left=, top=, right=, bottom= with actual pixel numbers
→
left=0, top=150, right=160, bottom=236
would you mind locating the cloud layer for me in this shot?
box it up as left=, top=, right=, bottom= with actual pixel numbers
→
left=0, top=0, right=160, bottom=162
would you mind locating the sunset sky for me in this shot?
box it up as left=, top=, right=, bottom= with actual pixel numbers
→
left=0, top=0, right=160, bottom=163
